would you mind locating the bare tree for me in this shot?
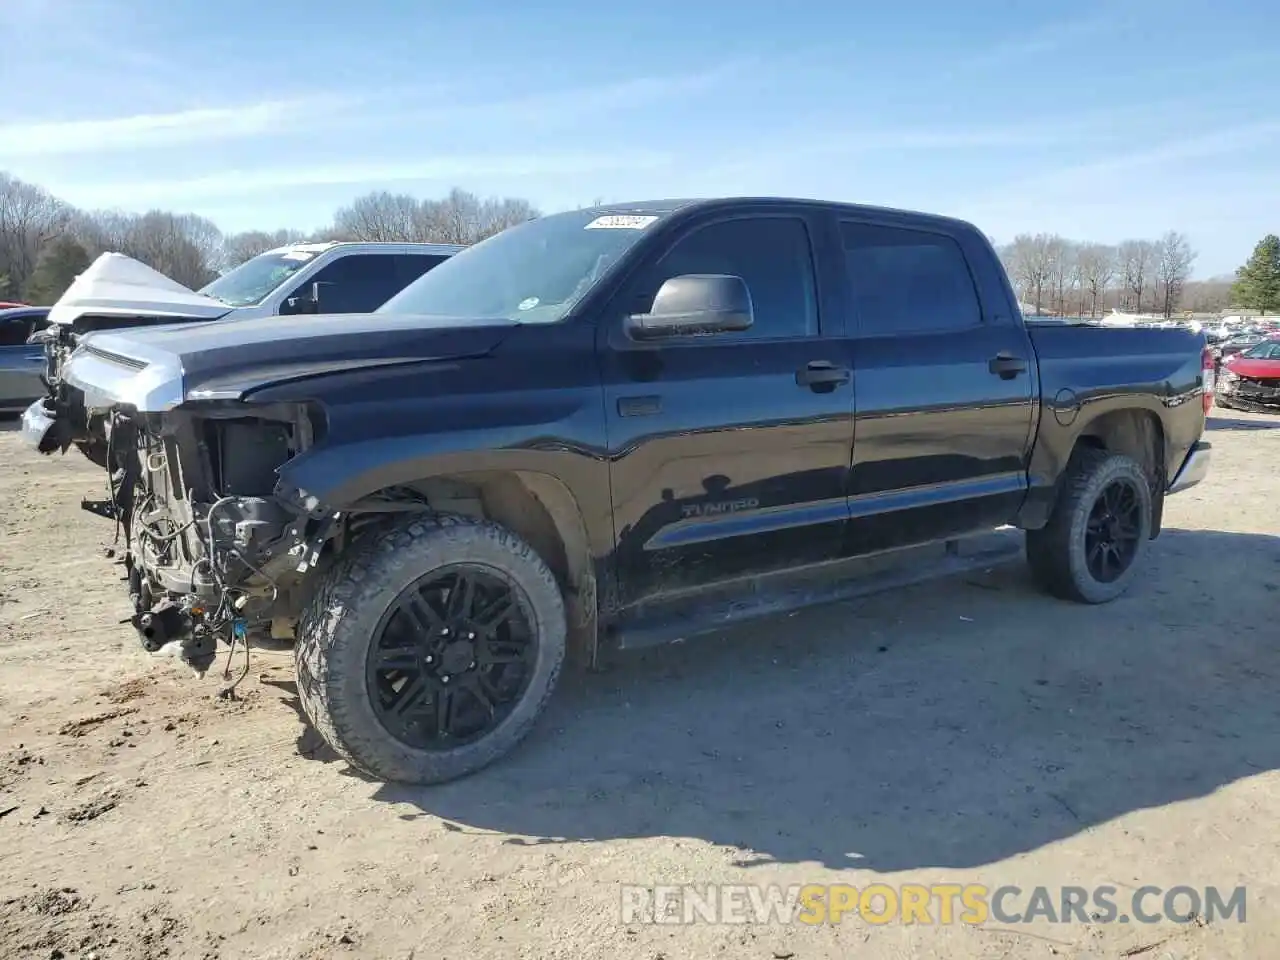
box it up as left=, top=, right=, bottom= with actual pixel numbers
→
left=72, top=209, right=223, bottom=288
left=1076, top=243, right=1117, bottom=318
left=331, top=191, right=422, bottom=242
left=1155, top=230, right=1197, bottom=318
left=0, top=173, right=68, bottom=298
left=222, top=228, right=310, bottom=268
left=1118, top=239, right=1158, bottom=313
left=1001, top=233, right=1058, bottom=314
left=422, top=188, right=538, bottom=245
left=1044, top=236, right=1077, bottom=316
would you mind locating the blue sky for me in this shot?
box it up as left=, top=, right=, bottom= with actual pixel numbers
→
left=1, top=0, right=1275, bottom=277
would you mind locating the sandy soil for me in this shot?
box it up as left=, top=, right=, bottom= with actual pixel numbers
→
left=1, top=410, right=1279, bottom=960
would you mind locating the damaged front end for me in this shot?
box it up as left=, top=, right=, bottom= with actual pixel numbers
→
left=1216, top=370, right=1280, bottom=414
left=107, top=402, right=335, bottom=673
left=64, top=347, right=339, bottom=675
left=21, top=252, right=231, bottom=465
left=23, top=321, right=110, bottom=463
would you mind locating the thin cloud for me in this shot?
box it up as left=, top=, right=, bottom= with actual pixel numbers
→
left=0, top=96, right=354, bottom=158
left=700, top=102, right=1182, bottom=183
left=969, top=119, right=1280, bottom=201
left=957, top=10, right=1120, bottom=71
left=0, top=63, right=742, bottom=160
left=427, top=62, right=748, bottom=123
left=52, top=150, right=676, bottom=206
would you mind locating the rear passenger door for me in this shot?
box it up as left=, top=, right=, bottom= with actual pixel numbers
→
left=841, top=219, right=1036, bottom=552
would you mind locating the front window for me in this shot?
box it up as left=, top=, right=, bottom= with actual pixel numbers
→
left=377, top=209, right=667, bottom=323
left=1241, top=339, right=1280, bottom=360
left=199, top=249, right=320, bottom=307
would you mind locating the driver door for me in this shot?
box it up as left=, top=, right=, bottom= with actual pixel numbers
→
left=598, top=208, right=855, bottom=609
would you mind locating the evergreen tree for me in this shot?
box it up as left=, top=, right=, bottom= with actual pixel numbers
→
left=23, top=235, right=91, bottom=305
left=1232, top=234, right=1280, bottom=314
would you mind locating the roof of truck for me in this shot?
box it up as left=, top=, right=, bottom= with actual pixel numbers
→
left=263, top=240, right=468, bottom=257
left=580, top=197, right=980, bottom=232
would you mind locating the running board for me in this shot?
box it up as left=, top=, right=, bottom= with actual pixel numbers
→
left=609, top=529, right=1024, bottom=651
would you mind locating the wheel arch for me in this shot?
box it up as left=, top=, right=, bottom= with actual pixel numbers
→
left=1070, top=408, right=1167, bottom=537
left=348, top=469, right=599, bottom=666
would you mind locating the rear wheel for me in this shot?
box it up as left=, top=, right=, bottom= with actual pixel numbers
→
left=295, top=515, right=566, bottom=784
left=1026, top=448, right=1153, bottom=604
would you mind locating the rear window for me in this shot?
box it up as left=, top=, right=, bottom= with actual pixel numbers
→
left=841, top=222, right=982, bottom=335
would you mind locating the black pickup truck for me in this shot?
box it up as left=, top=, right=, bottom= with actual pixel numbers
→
left=55, top=198, right=1213, bottom=785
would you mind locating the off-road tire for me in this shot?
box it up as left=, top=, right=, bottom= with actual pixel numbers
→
left=1025, top=448, right=1153, bottom=604
left=295, top=515, right=566, bottom=784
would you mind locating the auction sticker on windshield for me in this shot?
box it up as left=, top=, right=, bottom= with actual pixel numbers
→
left=585, top=215, right=659, bottom=230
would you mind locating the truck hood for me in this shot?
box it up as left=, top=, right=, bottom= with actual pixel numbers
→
left=64, top=312, right=519, bottom=413
left=49, top=252, right=232, bottom=328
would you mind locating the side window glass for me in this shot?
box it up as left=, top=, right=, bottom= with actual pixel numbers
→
left=641, top=216, right=819, bottom=340
left=841, top=222, right=982, bottom=335
left=0, top=317, right=31, bottom=347
left=288, top=255, right=402, bottom=313
left=394, top=254, right=449, bottom=289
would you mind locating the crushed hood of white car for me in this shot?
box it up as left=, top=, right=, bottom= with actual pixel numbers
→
left=48, top=253, right=231, bottom=328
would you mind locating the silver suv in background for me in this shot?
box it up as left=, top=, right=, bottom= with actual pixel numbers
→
left=23, top=240, right=464, bottom=466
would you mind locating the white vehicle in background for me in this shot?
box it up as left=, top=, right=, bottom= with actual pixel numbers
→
left=22, top=241, right=464, bottom=466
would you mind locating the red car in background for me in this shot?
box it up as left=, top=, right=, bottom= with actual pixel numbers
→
left=1217, top=338, right=1280, bottom=412
left=0, top=301, right=28, bottom=310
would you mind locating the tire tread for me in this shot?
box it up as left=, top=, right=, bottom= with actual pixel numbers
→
left=1025, top=447, right=1151, bottom=604
left=294, top=514, right=565, bottom=784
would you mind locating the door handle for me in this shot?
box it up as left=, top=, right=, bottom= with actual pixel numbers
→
left=988, top=352, right=1027, bottom=379
left=795, top=360, right=850, bottom=389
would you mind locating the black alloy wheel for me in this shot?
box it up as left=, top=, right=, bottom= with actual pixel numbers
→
left=365, top=564, right=538, bottom=750
left=1083, top=479, right=1144, bottom=583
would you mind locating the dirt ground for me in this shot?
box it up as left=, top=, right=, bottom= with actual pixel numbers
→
left=1, top=411, right=1278, bottom=960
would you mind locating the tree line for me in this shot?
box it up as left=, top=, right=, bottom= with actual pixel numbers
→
left=4, top=167, right=1276, bottom=315
left=0, top=170, right=539, bottom=304
left=997, top=232, right=1209, bottom=318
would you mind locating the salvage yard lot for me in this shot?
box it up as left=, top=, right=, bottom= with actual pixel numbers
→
left=1, top=413, right=1278, bottom=960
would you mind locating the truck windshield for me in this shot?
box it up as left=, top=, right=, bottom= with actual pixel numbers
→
left=377, top=209, right=665, bottom=323
left=199, top=250, right=319, bottom=307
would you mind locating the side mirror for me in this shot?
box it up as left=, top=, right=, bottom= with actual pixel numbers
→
left=624, top=274, right=753, bottom=342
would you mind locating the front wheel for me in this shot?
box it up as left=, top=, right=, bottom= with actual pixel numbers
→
left=295, top=515, right=566, bottom=784
left=1026, top=449, right=1153, bottom=604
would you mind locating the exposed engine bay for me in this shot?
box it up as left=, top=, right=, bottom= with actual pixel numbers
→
left=102, top=401, right=337, bottom=677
